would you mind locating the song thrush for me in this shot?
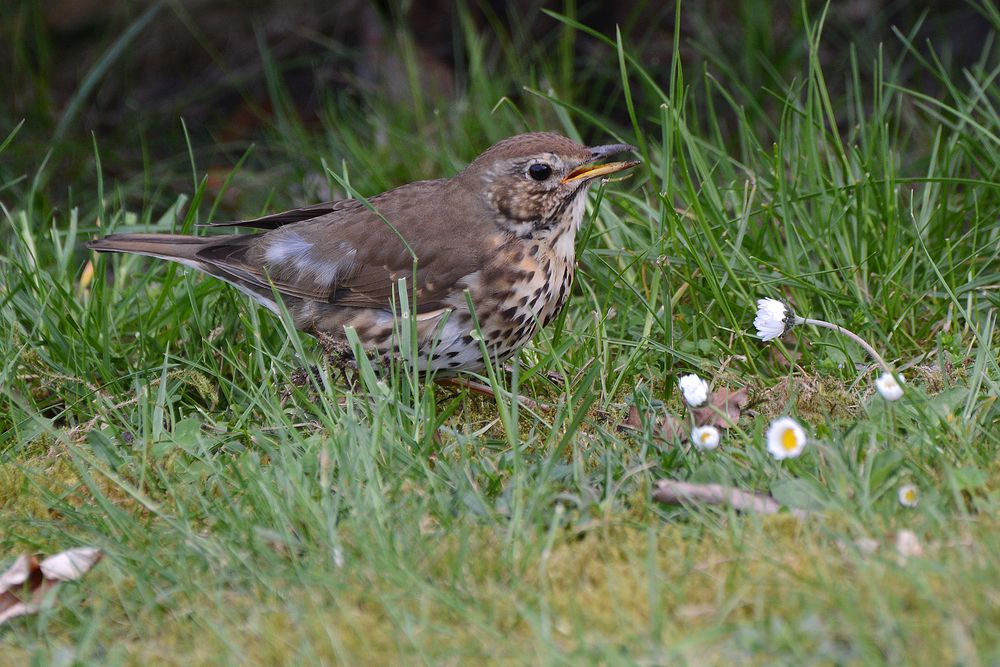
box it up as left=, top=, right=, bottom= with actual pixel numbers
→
left=87, top=132, right=639, bottom=375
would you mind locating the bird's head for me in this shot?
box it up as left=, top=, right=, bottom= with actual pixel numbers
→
left=460, top=132, right=639, bottom=238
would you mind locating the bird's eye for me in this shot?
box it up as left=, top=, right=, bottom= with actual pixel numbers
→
left=528, top=163, right=552, bottom=181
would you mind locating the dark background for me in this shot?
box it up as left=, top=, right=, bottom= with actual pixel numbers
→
left=2, top=0, right=989, bottom=212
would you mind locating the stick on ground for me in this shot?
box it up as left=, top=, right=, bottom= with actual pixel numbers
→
left=653, top=480, right=809, bottom=518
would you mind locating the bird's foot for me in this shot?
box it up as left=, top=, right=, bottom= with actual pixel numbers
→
left=437, top=377, right=549, bottom=412
left=317, top=333, right=356, bottom=367
left=315, top=333, right=362, bottom=389
left=282, top=364, right=327, bottom=404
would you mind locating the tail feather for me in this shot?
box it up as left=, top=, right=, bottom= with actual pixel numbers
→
left=86, top=232, right=281, bottom=314
left=86, top=233, right=212, bottom=264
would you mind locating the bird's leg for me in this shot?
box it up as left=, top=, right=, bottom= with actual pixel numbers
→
left=437, top=377, right=549, bottom=412
left=283, top=364, right=326, bottom=405
left=316, top=333, right=361, bottom=389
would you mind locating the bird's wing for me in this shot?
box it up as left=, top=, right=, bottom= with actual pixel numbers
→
left=194, top=180, right=492, bottom=312
left=199, top=199, right=363, bottom=230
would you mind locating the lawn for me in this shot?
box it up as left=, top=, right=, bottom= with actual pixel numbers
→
left=2, top=2, right=999, bottom=664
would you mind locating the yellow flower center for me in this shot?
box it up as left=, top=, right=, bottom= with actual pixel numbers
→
left=781, top=428, right=798, bottom=451
left=904, top=490, right=916, bottom=503
left=700, top=432, right=711, bottom=443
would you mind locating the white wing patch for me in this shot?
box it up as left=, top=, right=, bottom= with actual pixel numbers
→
left=265, top=232, right=357, bottom=288
left=264, top=231, right=314, bottom=264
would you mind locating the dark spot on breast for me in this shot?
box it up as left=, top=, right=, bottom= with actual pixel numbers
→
left=447, top=350, right=460, bottom=358
left=462, top=334, right=475, bottom=345
left=483, top=265, right=503, bottom=282
left=501, top=306, right=518, bottom=320
left=519, top=295, right=529, bottom=306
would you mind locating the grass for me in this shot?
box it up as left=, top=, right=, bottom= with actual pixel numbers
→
left=2, top=2, right=1000, bottom=664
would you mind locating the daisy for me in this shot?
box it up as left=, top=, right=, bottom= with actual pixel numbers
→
left=691, top=425, right=720, bottom=450
left=766, top=417, right=807, bottom=460
left=754, top=297, right=900, bottom=382
left=876, top=372, right=904, bottom=401
left=898, top=484, right=918, bottom=508
left=753, top=298, right=799, bottom=341
left=678, top=374, right=710, bottom=407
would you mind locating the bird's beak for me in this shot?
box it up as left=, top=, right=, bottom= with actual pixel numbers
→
left=562, top=143, right=640, bottom=184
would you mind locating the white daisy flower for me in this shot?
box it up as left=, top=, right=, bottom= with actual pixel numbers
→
left=753, top=295, right=899, bottom=382
left=766, top=416, right=807, bottom=460
left=898, top=484, right=918, bottom=508
left=691, top=425, right=721, bottom=450
left=876, top=372, right=904, bottom=401
left=678, top=374, right=710, bottom=407
left=754, top=298, right=798, bottom=341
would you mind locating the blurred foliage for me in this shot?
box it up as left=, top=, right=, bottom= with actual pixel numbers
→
left=0, top=0, right=988, bottom=208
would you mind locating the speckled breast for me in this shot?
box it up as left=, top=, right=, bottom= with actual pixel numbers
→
left=469, top=234, right=576, bottom=365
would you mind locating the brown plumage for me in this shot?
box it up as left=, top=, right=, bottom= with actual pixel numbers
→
left=87, top=132, right=638, bottom=374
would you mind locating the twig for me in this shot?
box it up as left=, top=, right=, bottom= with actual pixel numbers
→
left=652, top=479, right=810, bottom=518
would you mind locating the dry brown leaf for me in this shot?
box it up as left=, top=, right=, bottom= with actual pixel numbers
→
left=0, top=547, right=102, bottom=625
left=692, top=387, right=749, bottom=429
left=619, top=406, right=686, bottom=443
left=620, top=405, right=642, bottom=431
left=655, top=412, right=686, bottom=442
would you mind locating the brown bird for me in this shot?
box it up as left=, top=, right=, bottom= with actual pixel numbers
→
left=87, top=132, right=638, bottom=375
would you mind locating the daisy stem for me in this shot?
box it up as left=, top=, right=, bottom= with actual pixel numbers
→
left=798, top=318, right=892, bottom=374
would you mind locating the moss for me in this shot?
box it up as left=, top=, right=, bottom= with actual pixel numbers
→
left=756, top=374, right=861, bottom=423
left=0, top=454, right=140, bottom=531
left=3, top=514, right=1000, bottom=663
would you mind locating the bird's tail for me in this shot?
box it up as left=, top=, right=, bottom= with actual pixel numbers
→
left=86, top=233, right=213, bottom=267
left=86, top=232, right=281, bottom=314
